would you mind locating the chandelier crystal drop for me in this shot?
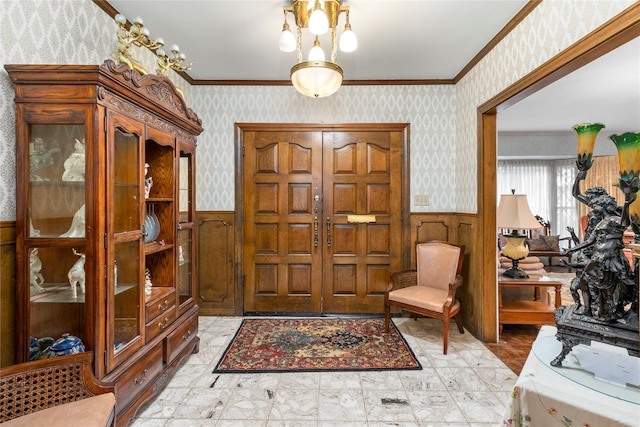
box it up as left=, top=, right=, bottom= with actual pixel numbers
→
left=279, top=0, right=357, bottom=98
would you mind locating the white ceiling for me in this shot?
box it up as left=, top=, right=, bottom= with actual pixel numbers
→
left=498, top=37, right=640, bottom=134
left=106, top=0, right=639, bottom=133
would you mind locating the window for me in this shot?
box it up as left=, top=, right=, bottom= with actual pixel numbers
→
left=498, top=159, right=577, bottom=239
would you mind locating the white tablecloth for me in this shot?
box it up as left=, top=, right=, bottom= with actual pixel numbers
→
left=503, top=325, right=640, bottom=427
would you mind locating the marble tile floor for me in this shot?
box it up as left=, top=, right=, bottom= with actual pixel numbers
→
left=130, top=316, right=518, bottom=427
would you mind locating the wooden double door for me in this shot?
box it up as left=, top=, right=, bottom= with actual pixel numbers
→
left=239, top=124, right=408, bottom=314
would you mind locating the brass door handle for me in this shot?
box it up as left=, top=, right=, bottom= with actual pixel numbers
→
left=326, top=217, right=331, bottom=248
left=314, top=216, right=318, bottom=247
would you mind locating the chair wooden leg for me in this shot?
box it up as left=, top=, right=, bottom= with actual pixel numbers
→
left=454, top=315, right=464, bottom=334
left=384, top=302, right=390, bottom=333
left=442, top=317, right=450, bottom=355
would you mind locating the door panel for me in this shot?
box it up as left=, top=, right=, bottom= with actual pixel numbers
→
left=322, top=131, right=402, bottom=313
left=243, top=131, right=323, bottom=313
left=243, top=127, right=404, bottom=314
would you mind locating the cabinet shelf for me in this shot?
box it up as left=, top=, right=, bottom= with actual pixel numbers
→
left=30, top=180, right=84, bottom=187
left=31, top=284, right=137, bottom=303
left=145, top=197, right=173, bottom=203
left=145, top=242, right=174, bottom=255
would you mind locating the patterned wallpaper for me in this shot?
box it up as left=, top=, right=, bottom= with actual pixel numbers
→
left=453, top=0, right=635, bottom=212
left=0, top=0, right=634, bottom=220
left=191, top=84, right=456, bottom=211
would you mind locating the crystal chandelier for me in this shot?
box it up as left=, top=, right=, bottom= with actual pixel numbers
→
left=279, top=0, right=357, bottom=98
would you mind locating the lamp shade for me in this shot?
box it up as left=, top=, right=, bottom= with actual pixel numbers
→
left=290, top=61, right=343, bottom=98
left=573, top=123, right=605, bottom=158
left=496, top=194, right=542, bottom=230
left=279, top=28, right=296, bottom=52
left=610, top=132, right=640, bottom=179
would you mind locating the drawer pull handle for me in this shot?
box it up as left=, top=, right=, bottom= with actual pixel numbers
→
left=134, top=369, right=148, bottom=385
left=158, top=303, right=165, bottom=311
left=182, top=330, right=192, bottom=341
left=158, top=317, right=169, bottom=329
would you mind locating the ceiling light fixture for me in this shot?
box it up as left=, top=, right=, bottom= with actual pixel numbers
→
left=279, top=0, right=357, bottom=98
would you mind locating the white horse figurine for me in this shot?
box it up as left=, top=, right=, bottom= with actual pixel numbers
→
left=30, top=248, right=45, bottom=292
left=68, top=249, right=86, bottom=299
left=60, top=204, right=85, bottom=238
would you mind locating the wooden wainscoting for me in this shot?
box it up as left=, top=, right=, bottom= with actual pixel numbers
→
left=195, top=211, right=239, bottom=316
left=193, top=211, right=483, bottom=336
left=1, top=221, right=16, bottom=367
left=409, top=213, right=480, bottom=338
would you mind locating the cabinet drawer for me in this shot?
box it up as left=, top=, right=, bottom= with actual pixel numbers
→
left=145, top=288, right=176, bottom=323
left=164, top=312, right=198, bottom=364
left=146, top=305, right=176, bottom=342
left=115, top=342, right=163, bottom=412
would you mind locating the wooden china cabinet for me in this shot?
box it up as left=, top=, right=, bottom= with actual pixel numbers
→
left=6, top=60, right=202, bottom=426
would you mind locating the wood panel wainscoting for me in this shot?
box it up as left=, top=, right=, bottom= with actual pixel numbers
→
left=0, top=221, right=16, bottom=367
left=409, top=213, right=479, bottom=338
left=195, top=212, right=238, bottom=316
left=193, top=211, right=481, bottom=338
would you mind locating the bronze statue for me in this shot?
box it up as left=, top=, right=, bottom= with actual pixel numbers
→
left=561, top=159, right=637, bottom=324
left=551, top=127, right=639, bottom=367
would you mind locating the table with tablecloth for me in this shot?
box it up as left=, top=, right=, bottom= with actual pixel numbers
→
left=503, top=325, right=640, bottom=426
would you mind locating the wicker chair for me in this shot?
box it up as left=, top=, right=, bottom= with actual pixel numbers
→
left=0, top=352, right=115, bottom=426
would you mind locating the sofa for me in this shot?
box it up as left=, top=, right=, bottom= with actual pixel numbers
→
left=0, top=352, right=115, bottom=426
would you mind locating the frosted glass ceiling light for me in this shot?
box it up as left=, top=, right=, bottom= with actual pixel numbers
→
left=279, top=0, right=357, bottom=98
left=279, top=13, right=296, bottom=52
left=308, top=1, right=329, bottom=35
left=308, top=37, right=325, bottom=61
left=339, top=11, right=357, bottom=52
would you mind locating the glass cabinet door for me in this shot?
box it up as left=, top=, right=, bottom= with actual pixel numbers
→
left=27, top=244, right=87, bottom=360
left=22, top=114, right=90, bottom=362
left=28, top=124, right=86, bottom=238
left=177, top=147, right=195, bottom=312
left=107, top=113, right=144, bottom=370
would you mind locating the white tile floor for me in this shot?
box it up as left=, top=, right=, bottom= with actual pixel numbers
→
left=130, top=316, right=517, bottom=426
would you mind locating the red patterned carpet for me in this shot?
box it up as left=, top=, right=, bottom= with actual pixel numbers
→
left=213, top=317, right=421, bottom=373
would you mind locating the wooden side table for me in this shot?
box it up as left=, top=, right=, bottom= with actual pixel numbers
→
left=498, top=274, right=563, bottom=333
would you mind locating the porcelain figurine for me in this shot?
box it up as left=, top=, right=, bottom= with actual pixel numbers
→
left=30, top=248, right=45, bottom=292
left=61, top=138, right=85, bottom=181
left=60, top=204, right=86, bottom=238
left=144, top=268, right=152, bottom=295
left=29, top=336, right=54, bottom=361
left=43, top=333, right=85, bottom=358
left=68, top=249, right=86, bottom=299
left=178, top=245, right=186, bottom=266
left=144, top=163, right=153, bottom=198
left=29, top=218, right=40, bottom=237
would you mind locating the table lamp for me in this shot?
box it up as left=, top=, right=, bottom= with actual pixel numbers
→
left=497, top=191, right=543, bottom=278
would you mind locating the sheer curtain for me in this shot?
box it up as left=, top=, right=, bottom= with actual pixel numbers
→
left=498, top=159, right=577, bottom=240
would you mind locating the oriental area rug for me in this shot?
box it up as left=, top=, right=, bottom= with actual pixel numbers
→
left=213, top=317, right=421, bottom=373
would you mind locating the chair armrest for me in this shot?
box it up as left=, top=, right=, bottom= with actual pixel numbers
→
left=386, top=269, right=417, bottom=293
left=0, top=352, right=114, bottom=424
left=449, top=275, right=463, bottom=291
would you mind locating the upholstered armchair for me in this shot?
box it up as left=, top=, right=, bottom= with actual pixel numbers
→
left=384, top=241, right=465, bottom=354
